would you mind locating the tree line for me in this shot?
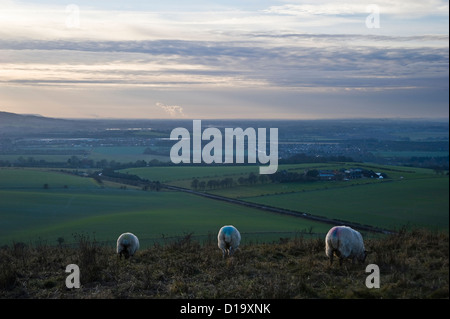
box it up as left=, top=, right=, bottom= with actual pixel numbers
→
left=0, top=156, right=166, bottom=169
left=190, top=170, right=321, bottom=191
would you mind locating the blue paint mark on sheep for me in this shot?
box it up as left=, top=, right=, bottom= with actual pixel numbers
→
left=222, top=226, right=234, bottom=237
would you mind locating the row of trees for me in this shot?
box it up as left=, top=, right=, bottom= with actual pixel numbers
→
left=189, top=166, right=393, bottom=191
left=191, top=177, right=234, bottom=191
left=191, top=172, right=271, bottom=191
left=0, top=156, right=166, bottom=169
left=98, top=169, right=162, bottom=191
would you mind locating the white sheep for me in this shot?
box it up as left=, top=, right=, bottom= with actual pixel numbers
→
left=325, top=226, right=367, bottom=266
left=117, top=232, right=140, bottom=259
left=217, top=225, right=241, bottom=258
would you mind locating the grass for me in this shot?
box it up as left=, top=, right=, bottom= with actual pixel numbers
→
left=0, top=168, right=98, bottom=189
left=0, top=228, right=447, bottom=299
left=1, top=164, right=448, bottom=247
left=0, top=186, right=330, bottom=247
left=90, top=146, right=169, bottom=162
left=245, top=177, right=449, bottom=231
left=0, top=146, right=170, bottom=164
left=127, top=163, right=449, bottom=232
left=0, top=164, right=448, bottom=300
left=372, top=151, right=449, bottom=158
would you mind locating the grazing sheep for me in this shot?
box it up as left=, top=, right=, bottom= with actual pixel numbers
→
left=218, top=225, right=241, bottom=258
left=325, top=226, right=367, bottom=266
left=117, top=232, right=139, bottom=259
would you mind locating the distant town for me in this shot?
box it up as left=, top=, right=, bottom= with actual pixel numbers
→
left=0, top=112, right=448, bottom=172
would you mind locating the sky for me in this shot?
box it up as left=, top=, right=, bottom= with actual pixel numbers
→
left=0, top=0, right=448, bottom=119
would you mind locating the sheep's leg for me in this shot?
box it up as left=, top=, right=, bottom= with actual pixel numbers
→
left=326, top=245, right=334, bottom=265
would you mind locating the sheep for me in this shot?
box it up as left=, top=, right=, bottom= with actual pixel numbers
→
left=325, top=225, right=367, bottom=266
left=117, top=232, right=139, bottom=259
left=217, top=225, right=241, bottom=258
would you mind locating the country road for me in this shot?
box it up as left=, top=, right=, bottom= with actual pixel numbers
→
left=95, top=172, right=394, bottom=235
left=162, top=184, right=395, bottom=235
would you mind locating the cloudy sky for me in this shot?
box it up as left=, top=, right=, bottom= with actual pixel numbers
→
left=0, top=0, right=448, bottom=119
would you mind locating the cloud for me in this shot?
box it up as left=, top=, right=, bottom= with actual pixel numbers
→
left=156, top=102, right=186, bottom=118
left=0, top=0, right=447, bottom=119
left=266, top=0, right=449, bottom=17
left=0, top=37, right=447, bottom=91
left=2, top=0, right=446, bottom=43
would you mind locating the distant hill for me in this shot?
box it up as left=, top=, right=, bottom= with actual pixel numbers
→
left=0, top=111, right=84, bottom=135
left=0, top=111, right=180, bottom=136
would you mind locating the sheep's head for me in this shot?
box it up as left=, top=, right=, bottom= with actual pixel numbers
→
left=119, top=248, right=130, bottom=259
left=361, top=250, right=369, bottom=263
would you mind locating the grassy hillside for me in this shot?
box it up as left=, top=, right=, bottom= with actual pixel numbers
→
left=0, top=228, right=447, bottom=299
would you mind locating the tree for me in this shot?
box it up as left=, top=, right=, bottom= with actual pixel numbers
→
left=97, top=159, right=109, bottom=168
left=259, top=174, right=269, bottom=184
left=306, top=169, right=319, bottom=178
left=68, top=156, right=80, bottom=168
left=221, top=177, right=233, bottom=188
left=207, top=180, right=218, bottom=189
left=248, top=172, right=258, bottom=184
left=191, top=178, right=199, bottom=190
left=238, top=177, right=247, bottom=185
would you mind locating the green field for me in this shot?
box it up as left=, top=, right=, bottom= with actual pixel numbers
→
left=0, top=146, right=170, bottom=164
left=89, top=146, right=169, bottom=162
left=128, top=163, right=449, bottom=232
left=244, top=177, right=449, bottom=230
left=372, top=151, right=449, bottom=158
left=0, top=168, right=329, bottom=247
left=0, top=168, right=98, bottom=189
left=1, top=163, right=448, bottom=248
left=122, top=163, right=336, bottom=183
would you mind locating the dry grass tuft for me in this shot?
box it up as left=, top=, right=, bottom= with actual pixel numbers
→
left=0, top=228, right=448, bottom=299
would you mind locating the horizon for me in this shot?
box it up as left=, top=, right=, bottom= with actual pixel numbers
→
left=2, top=110, right=449, bottom=123
left=0, top=0, right=448, bottom=119
left=1, top=109, right=449, bottom=122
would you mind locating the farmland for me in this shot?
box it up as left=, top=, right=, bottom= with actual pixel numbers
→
left=245, top=177, right=449, bottom=230
left=0, top=115, right=448, bottom=300
left=126, top=163, right=449, bottom=232
left=0, top=167, right=332, bottom=247
left=1, top=159, right=447, bottom=248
